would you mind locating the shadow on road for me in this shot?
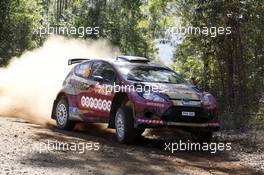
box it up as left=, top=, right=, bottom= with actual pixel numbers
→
left=24, top=123, right=260, bottom=175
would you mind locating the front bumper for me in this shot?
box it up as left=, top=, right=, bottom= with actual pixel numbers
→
left=131, top=92, right=219, bottom=131
left=136, top=118, right=220, bottom=131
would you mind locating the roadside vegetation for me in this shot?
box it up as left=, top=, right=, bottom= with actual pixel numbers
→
left=0, top=0, right=263, bottom=128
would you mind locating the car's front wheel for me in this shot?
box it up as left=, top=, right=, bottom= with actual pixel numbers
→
left=55, top=97, right=75, bottom=130
left=115, top=106, right=138, bottom=143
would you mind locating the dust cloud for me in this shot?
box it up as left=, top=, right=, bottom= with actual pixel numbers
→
left=0, top=35, right=119, bottom=125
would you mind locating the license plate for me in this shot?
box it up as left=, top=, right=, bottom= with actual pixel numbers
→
left=181, top=111, right=195, bottom=117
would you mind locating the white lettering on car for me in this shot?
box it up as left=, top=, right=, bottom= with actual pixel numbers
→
left=81, top=96, right=111, bottom=112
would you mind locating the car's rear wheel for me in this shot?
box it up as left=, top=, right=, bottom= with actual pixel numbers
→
left=55, top=97, right=75, bottom=130
left=115, top=106, right=138, bottom=143
left=191, top=131, right=213, bottom=143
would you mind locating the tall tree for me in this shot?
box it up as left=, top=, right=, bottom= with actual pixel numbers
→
left=0, top=0, right=42, bottom=66
left=173, top=0, right=264, bottom=124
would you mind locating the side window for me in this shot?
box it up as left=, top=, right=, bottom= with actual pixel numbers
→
left=90, top=62, right=101, bottom=76
left=91, top=62, right=116, bottom=84
left=74, top=62, right=92, bottom=78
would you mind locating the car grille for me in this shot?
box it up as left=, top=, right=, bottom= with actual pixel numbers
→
left=162, top=106, right=211, bottom=123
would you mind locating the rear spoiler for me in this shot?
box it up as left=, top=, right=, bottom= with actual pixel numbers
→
left=68, top=58, right=90, bottom=65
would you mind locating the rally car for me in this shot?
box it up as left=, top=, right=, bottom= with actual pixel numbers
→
left=51, top=56, right=220, bottom=143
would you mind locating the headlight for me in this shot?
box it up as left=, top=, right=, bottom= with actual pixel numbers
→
left=140, top=92, right=165, bottom=102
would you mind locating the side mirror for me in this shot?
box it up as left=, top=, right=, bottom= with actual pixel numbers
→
left=93, top=75, right=104, bottom=83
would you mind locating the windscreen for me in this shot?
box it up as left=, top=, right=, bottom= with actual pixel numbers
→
left=121, top=66, right=188, bottom=84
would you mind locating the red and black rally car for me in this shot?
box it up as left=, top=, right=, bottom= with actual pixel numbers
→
left=51, top=56, right=220, bottom=143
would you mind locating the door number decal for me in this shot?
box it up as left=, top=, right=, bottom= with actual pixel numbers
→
left=81, top=96, right=111, bottom=112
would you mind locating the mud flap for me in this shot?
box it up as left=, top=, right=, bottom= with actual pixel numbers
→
left=51, top=99, right=57, bottom=119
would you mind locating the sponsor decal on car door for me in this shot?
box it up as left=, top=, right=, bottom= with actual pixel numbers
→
left=77, top=61, right=115, bottom=118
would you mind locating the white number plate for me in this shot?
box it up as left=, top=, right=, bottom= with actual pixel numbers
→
left=181, top=111, right=195, bottom=117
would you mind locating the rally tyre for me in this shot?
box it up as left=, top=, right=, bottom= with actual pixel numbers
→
left=55, top=97, right=75, bottom=130
left=191, top=131, right=213, bottom=143
left=115, top=106, right=137, bottom=144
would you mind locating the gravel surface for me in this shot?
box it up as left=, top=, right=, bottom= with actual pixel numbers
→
left=216, top=130, right=264, bottom=173
left=0, top=116, right=263, bottom=175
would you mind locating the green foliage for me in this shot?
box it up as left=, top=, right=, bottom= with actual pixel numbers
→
left=172, top=0, right=264, bottom=117
left=0, top=0, right=42, bottom=66
left=41, top=0, right=162, bottom=59
left=2, top=0, right=263, bottom=122
left=1, top=0, right=177, bottom=65
left=258, top=96, right=264, bottom=126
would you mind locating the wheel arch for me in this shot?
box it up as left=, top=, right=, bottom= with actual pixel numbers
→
left=108, top=92, right=134, bottom=128
left=51, top=91, right=69, bottom=119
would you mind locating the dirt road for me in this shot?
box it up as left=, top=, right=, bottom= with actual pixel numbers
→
left=0, top=116, right=262, bottom=175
